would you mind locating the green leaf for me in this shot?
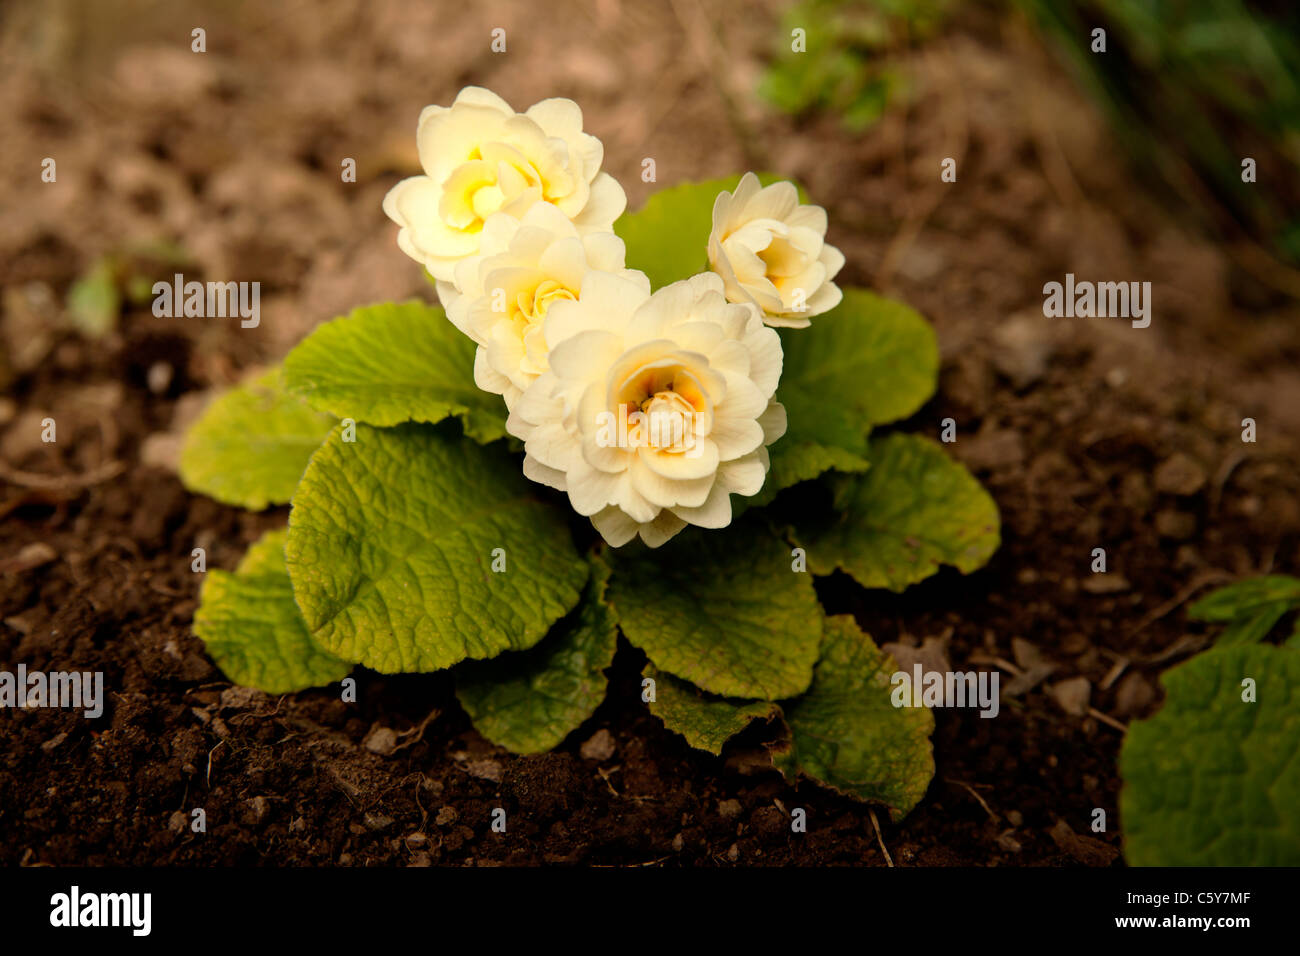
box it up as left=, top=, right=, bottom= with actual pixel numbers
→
left=283, top=300, right=507, bottom=442
left=797, top=433, right=1000, bottom=591
left=455, top=554, right=618, bottom=753
left=740, top=439, right=869, bottom=517
left=751, top=442, right=871, bottom=512
left=1188, top=576, right=1300, bottom=646
left=751, top=288, right=938, bottom=506
left=179, top=368, right=336, bottom=510
left=1120, top=644, right=1300, bottom=865
left=194, top=529, right=351, bottom=693
left=773, top=615, right=935, bottom=819
left=66, top=257, right=121, bottom=338
left=1188, top=575, right=1300, bottom=622
left=645, top=664, right=780, bottom=755
left=615, top=174, right=806, bottom=291
left=769, top=444, right=871, bottom=492
left=286, top=421, right=589, bottom=673
left=1217, top=602, right=1293, bottom=646
left=607, top=517, right=823, bottom=700
left=778, top=288, right=939, bottom=433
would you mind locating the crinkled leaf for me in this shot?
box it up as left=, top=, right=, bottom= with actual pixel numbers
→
left=283, top=300, right=507, bottom=442
left=607, top=518, right=822, bottom=700
left=646, top=664, right=780, bottom=755
left=194, top=528, right=351, bottom=693
left=286, top=421, right=589, bottom=673
left=615, top=174, right=806, bottom=291
left=1120, top=644, right=1300, bottom=865
left=797, top=432, right=999, bottom=591
left=179, top=368, right=336, bottom=510
left=751, top=288, right=937, bottom=506
left=455, top=555, right=618, bottom=753
left=773, top=615, right=935, bottom=819
left=747, top=442, right=869, bottom=513
left=778, top=288, right=939, bottom=432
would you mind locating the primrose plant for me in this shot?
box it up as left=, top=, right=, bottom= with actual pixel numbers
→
left=181, top=87, right=1000, bottom=818
left=1120, top=575, right=1300, bottom=865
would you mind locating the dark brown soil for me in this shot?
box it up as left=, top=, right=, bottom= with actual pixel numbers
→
left=2, top=0, right=1298, bottom=866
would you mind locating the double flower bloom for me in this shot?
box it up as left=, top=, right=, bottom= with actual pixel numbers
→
left=383, top=87, right=845, bottom=547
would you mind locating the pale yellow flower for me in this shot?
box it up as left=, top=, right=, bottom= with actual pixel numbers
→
left=708, top=172, right=844, bottom=328
left=507, top=272, right=786, bottom=548
left=383, top=87, right=626, bottom=290
left=446, top=203, right=649, bottom=409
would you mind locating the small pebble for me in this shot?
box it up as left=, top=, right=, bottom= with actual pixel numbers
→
left=579, top=728, right=616, bottom=761
left=363, top=726, right=398, bottom=755
left=1154, top=453, right=1207, bottom=497
left=146, top=361, right=174, bottom=394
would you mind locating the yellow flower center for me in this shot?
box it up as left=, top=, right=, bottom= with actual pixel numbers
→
left=439, top=143, right=542, bottom=231
left=517, top=279, right=575, bottom=327
left=614, top=366, right=708, bottom=454
left=508, top=278, right=577, bottom=379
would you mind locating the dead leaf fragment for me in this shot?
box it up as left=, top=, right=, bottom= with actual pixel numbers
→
left=1051, top=676, right=1091, bottom=716
left=1048, top=819, right=1118, bottom=866
left=1, top=542, right=57, bottom=574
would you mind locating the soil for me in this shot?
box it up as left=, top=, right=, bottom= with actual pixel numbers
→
left=2, top=0, right=1298, bottom=867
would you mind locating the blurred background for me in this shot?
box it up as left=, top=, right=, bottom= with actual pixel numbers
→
left=2, top=0, right=1299, bottom=866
